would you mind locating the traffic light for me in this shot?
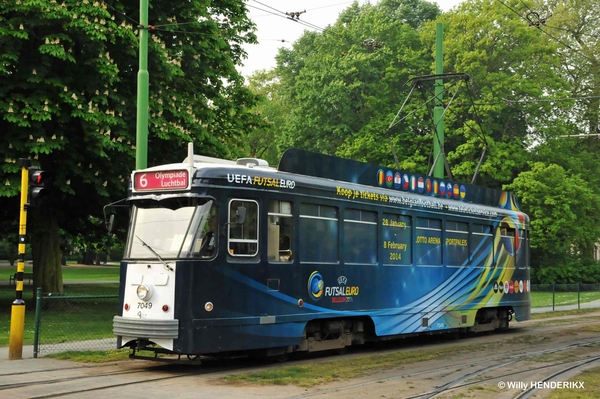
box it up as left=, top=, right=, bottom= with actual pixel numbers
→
left=28, top=169, right=52, bottom=206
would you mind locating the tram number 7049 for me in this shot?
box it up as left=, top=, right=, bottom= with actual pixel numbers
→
left=137, top=302, right=153, bottom=309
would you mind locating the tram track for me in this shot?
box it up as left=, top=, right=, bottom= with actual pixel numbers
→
left=0, top=362, right=121, bottom=378
left=515, top=356, right=600, bottom=399
left=0, top=367, right=152, bottom=391
left=283, top=337, right=600, bottom=399
left=3, top=360, right=252, bottom=399
left=4, top=314, right=600, bottom=399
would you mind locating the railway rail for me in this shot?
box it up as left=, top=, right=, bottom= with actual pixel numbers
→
left=2, top=314, right=599, bottom=399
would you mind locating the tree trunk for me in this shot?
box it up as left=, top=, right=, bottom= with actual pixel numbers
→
left=29, top=206, right=63, bottom=295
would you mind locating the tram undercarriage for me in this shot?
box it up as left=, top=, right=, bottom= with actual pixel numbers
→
left=123, top=306, right=514, bottom=363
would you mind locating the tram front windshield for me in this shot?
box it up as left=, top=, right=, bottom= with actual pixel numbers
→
left=125, top=198, right=217, bottom=259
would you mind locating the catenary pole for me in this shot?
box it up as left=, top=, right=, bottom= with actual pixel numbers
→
left=136, top=0, right=149, bottom=170
left=433, top=23, right=445, bottom=179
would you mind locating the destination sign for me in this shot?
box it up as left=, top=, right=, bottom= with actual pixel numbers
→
left=133, top=170, right=189, bottom=191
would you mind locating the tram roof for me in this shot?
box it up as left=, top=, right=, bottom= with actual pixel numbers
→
left=189, top=149, right=520, bottom=211
left=132, top=148, right=522, bottom=212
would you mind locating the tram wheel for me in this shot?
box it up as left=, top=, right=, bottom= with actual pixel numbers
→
left=274, top=353, right=290, bottom=363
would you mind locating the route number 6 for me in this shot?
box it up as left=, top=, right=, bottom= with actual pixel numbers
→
left=138, top=174, right=148, bottom=188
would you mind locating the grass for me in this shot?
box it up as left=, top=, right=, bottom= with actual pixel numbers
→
left=0, top=283, right=119, bottom=347
left=530, top=308, right=600, bottom=320
left=0, top=264, right=120, bottom=283
left=45, top=349, right=131, bottom=362
left=530, top=291, right=600, bottom=308
left=546, top=366, right=600, bottom=399
left=222, top=328, right=600, bottom=389
left=223, top=342, right=499, bottom=387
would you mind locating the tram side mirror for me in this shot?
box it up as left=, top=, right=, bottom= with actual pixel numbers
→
left=235, top=206, right=246, bottom=224
left=106, top=214, right=115, bottom=233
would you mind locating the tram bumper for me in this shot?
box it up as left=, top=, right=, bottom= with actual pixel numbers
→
left=113, top=316, right=179, bottom=349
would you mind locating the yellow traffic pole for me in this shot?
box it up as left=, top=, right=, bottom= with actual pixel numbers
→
left=9, top=158, right=31, bottom=360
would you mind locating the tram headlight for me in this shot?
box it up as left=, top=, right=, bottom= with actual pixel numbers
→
left=136, top=284, right=154, bottom=301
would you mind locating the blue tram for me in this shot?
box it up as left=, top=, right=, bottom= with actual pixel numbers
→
left=111, top=144, right=530, bottom=359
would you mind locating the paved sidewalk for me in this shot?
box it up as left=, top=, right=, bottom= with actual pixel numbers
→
left=0, top=345, right=34, bottom=360
left=530, top=299, right=600, bottom=314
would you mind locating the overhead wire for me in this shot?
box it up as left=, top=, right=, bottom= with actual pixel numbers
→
left=247, top=1, right=329, bottom=33
left=412, top=79, right=491, bottom=180
left=496, top=0, right=575, bottom=51
left=249, top=1, right=354, bottom=19
left=474, top=94, right=600, bottom=106
left=106, top=2, right=139, bottom=26
left=544, top=24, right=600, bottom=40
left=387, top=88, right=449, bottom=131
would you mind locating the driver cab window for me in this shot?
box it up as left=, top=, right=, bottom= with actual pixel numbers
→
left=228, top=199, right=258, bottom=256
left=191, top=205, right=218, bottom=258
left=268, top=201, right=293, bottom=262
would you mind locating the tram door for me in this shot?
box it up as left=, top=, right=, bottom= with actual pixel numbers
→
left=266, top=200, right=294, bottom=293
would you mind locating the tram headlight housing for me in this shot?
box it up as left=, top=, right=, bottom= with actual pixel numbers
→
left=136, top=284, right=154, bottom=301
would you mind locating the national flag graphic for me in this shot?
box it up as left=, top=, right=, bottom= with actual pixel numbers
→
left=417, top=177, right=424, bottom=193
left=514, top=281, right=520, bottom=293
left=385, top=171, right=394, bottom=188
left=410, top=175, right=416, bottom=191
left=460, top=185, right=466, bottom=199
left=509, top=281, right=514, bottom=294
left=403, top=174, right=409, bottom=190
left=447, top=184, right=453, bottom=197
left=504, top=281, right=509, bottom=293
left=440, top=182, right=446, bottom=196
left=394, top=172, right=401, bottom=189
left=453, top=184, right=459, bottom=198
left=377, top=169, right=384, bottom=186
left=433, top=180, right=439, bottom=195
left=426, top=179, right=432, bottom=194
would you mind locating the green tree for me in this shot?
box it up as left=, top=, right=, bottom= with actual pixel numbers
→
left=0, top=0, right=259, bottom=293
left=274, top=0, right=440, bottom=168
left=420, top=0, right=568, bottom=187
left=243, top=69, right=286, bottom=165
left=541, top=0, right=600, bottom=135
left=504, top=163, right=600, bottom=279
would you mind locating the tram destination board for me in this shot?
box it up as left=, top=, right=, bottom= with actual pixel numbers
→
left=133, top=169, right=190, bottom=191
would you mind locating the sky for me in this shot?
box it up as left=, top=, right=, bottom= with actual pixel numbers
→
left=240, top=0, right=466, bottom=78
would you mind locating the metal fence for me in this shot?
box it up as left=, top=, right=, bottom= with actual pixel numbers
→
left=530, top=283, right=600, bottom=312
left=33, top=287, right=119, bottom=358
left=30, top=283, right=600, bottom=357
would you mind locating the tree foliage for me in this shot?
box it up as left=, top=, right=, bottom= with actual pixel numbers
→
left=240, top=0, right=600, bottom=280
left=505, top=162, right=600, bottom=268
left=270, top=1, right=442, bottom=168
left=0, top=0, right=259, bottom=292
left=241, top=69, right=285, bottom=165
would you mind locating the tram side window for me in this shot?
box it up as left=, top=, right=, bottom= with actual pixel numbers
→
left=268, top=200, right=294, bottom=262
left=517, top=228, right=527, bottom=269
left=228, top=199, right=258, bottom=256
left=445, top=221, right=469, bottom=267
left=382, top=213, right=412, bottom=265
left=471, top=224, right=493, bottom=267
left=415, top=218, right=442, bottom=266
left=299, top=203, right=338, bottom=263
left=525, top=230, right=530, bottom=269
left=499, top=224, right=516, bottom=269
left=343, top=209, right=377, bottom=264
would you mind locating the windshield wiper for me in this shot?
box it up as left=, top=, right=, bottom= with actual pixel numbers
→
left=135, top=235, right=174, bottom=272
